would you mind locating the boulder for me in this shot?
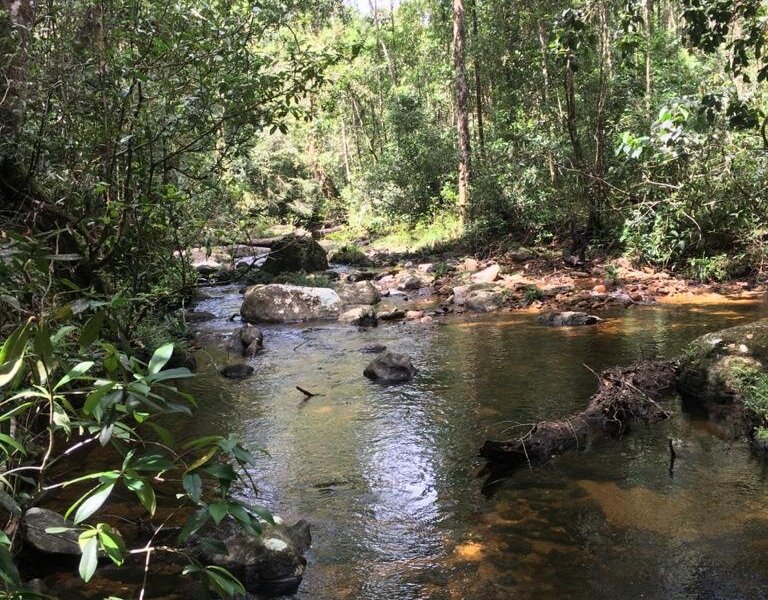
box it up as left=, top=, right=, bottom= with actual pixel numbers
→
left=185, top=311, right=216, bottom=323
left=363, top=352, right=417, bottom=383
left=219, top=364, right=255, bottom=379
left=336, top=281, right=381, bottom=305
left=22, top=508, right=80, bottom=556
left=470, top=264, right=500, bottom=284
left=241, top=284, right=341, bottom=323
left=452, top=283, right=500, bottom=306
left=204, top=520, right=311, bottom=595
left=465, top=289, right=505, bottom=312
left=338, top=306, right=378, bottom=327
left=397, top=273, right=426, bottom=291
left=678, top=319, right=768, bottom=408
left=226, top=324, right=264, bottom=357
left=538, top=311, right=603, bottom=327
left=345, top=271, right=376, bottom=283
left=378, top=308, right=406, bottom=321
left=261, top=235, right=328, bottom=274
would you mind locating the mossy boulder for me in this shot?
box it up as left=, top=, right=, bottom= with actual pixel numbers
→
left=678, top=318, right=768, bottom=404
left=261, top=235, right=328, bottom=274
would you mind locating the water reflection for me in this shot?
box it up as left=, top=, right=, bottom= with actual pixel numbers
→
left=186, top=295, right=768, bottom=599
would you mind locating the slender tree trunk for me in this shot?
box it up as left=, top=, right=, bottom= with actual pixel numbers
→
left=470, top=0, right=484, bottom=154
left=538, top=19, right=557, bottom=185
left=644, top=0, right=653, bottom=115
left=453, top=0, right=472, bottom=224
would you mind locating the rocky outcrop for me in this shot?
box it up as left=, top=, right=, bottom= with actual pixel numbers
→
left=538, top=311, right=602, bottom=326
left=203, top=520, right=311, bottom=595
left=261, top=235, right=328, bottom=274
left=22, top=508, right=80, bottom=556
left=363, top=352, right=417, bottom=383
left=241, top=284, right=341, bottom=323
left=226, top=324, right=264, bottom=357
left=336, top=280, right=381, bottom=305
left=338, top=306, right=377, bottom=327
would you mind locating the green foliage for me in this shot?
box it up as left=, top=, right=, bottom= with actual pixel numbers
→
left=604, top=265, right=620, bottom=286
left=523, top=285, right=544, bottom=304
left=328, top=245, right=372, bottom=266
left=686, top=254, right=732, bottom=282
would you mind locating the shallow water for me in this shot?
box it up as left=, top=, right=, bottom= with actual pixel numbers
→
left=188, top=288, right=768, bottom=600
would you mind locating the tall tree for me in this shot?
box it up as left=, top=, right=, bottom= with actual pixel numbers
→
left=453, top=0, right=472, bottom=224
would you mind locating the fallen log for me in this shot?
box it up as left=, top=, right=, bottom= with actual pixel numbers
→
left=480, top=359, right=679, bottom=469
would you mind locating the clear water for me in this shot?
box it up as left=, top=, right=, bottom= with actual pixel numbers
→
left=184, top=288, right=768, bottom=600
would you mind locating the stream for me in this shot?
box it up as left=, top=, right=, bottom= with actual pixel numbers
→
left=187, top=286, right=768, bottom=600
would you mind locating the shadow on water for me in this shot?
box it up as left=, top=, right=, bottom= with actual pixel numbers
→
left=185, top=289, right=768, bottom=600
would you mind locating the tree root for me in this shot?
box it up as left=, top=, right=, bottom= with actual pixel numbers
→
left=480, top=359, right=679, bottom=469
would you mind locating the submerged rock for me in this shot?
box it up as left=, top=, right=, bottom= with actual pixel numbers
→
left=363, top=352, right=417, bottom=383
left=360, top=343, right=387, bottom=354
left=226, top=324, right=264, bottom=357
left=241, top=284, right=341, bottom=323
left=203, top=520, right=311, bottom=595
left=261, top=235, right=328, bottom=274
left=538, top=311, right=602, bottom=327
left=337, top=280, right=381, bottom=305
left=185, top=310, right=216, bottom=322
left=22, top=508, right=80, bottom=556
left=219, top=364, right=255, bottom=379
left=338, top=306, right=378, bottom=327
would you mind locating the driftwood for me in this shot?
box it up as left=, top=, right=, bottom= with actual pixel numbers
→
left=480, top=360, right=679, bottom=469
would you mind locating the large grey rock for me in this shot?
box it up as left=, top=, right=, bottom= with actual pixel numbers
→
left=465, top=289, right=505, bottom=312
left=22, top=508, right=80, bottom=556
left=452, top=283, right=500, bottom=306
left=338, top=306, right=377, bottom=327
left=363, top=352, right=417, bottom=383
left=205, top=520, right=311, bottom=595
left=337, top=281, right=381, bottom=306
left=241, top=284, right=341, bottom=323
left=538, top=311, right=602, bottom=327
left=262, top=235, right=328, bottom=274
left=226, top=324, right=264, bottom=357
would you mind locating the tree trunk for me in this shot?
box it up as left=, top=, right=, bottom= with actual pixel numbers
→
left=453, top=0, right=472, bottom=224
left=470, top=0, right=484, bottom=154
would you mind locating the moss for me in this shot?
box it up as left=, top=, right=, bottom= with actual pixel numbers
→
left=328, top=244, right=371, bottom=266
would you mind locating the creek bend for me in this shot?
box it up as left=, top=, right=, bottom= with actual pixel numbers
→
left=187, top=286, right=768, bottom=600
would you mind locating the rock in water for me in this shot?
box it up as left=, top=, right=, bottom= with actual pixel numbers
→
left=363, top=352, right=417, bottom=383
left=226, top=324, right=264, bottom=357
left=241, top=284, right=341, bottom=323
left=538, top=311, right=603, bottom=327
left=203, top=520, right=311, bottom=595
left=360, top=344, right=387, bottom=354
left=22, top=508, right=80, bottom=556
left=338, top=306, right=377, bottom=327
left=261, top=235, right=328, bottom=274
left=336, top=280, right=381, bottom=305
left=219, top=364, right=254, bottom=379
